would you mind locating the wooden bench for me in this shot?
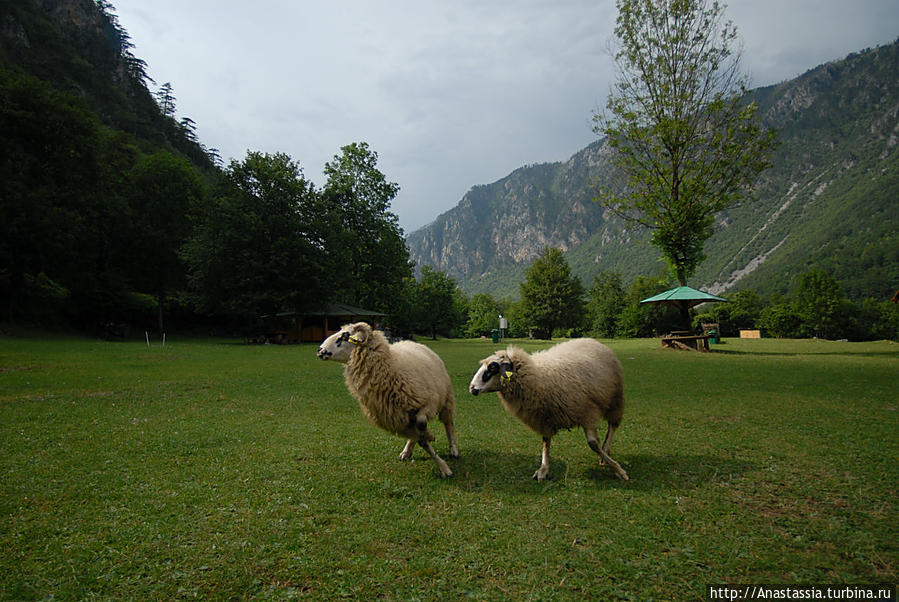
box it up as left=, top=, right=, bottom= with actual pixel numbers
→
left=661, top=333, right=710, bottom=351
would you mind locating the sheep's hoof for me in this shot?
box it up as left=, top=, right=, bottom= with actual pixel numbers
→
left=399, top=451, right=413, bottom=461
left=532, top=469, right=549, bottom=481
left=440, top=469, right=453, bottom=479
left=449, top=447, right=459, bottom=459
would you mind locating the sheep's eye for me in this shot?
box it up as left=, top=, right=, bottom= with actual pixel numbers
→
left=483, top=362, right=499, bottom=382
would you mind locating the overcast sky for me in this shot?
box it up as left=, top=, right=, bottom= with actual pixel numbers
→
left=112, top=1, right=898, bottom=233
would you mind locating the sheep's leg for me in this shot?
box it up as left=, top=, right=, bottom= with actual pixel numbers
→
left=585, top=427, right=629, bottom=480
left=399, top=439, right=415, bottom=461
left=600, top=423, right=618, bottom=459
left=444, top=423, right=459, bottom=458
left=417, top=439, right=453, bottom=478
left=533, top=437, right=551, bottom=481
left=415, top=413, right=453, bottom=478
left=442, top=420, right=459, bottom=458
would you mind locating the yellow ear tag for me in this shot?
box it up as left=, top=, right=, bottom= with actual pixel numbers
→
left=348, top=335, right=361, bottom=345
left=502, top=371, right=513, bottom=382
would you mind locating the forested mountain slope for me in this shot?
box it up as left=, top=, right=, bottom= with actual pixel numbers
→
left=1, top=0, right=215, bottom=169
left=1, top=0, right=218, bottom=327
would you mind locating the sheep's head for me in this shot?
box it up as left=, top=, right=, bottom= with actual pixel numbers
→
left=469, top=352, right=514, bottom=396
left=316, top=322, right=371, bottom=362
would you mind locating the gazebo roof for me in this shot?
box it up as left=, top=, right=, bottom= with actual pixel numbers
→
left=640, top=286, right=727, bottom=308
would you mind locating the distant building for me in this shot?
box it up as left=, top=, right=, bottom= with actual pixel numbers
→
left=260, top=303, right=386, bottom=343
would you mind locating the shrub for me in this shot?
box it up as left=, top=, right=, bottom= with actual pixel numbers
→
left=758, top=303, right=802, bottom=338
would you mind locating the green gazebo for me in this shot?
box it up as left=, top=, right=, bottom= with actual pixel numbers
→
left=641, top=286, right=728, bottom=350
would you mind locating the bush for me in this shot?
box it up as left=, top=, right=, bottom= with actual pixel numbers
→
left=758, top=303, right=802, bottom=338
left=851, top=298, right=899, bottom=341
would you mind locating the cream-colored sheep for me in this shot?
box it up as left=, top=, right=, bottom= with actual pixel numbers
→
left=317, top=322, right=458, bottom=478
left=469, top=338, right=629, bottom=481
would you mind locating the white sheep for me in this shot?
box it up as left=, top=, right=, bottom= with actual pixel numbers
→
left=469, top=338, right=629, bottom=481
left=317, top=322, right=458, bottom=478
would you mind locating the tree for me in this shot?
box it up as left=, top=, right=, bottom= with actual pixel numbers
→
left=692, top=288, right=763, bottom=336
left=154, top=82, right=176, bottom=118
left=502, top=300, right=530, bottom=339
left=758, top=302, right=802, bottom=339
left=322, top=142, right=411, bottom=312
left=182, top=152, right=331, bottom=327
left=466, top=293, right=503, bottom=338
left=594, top=0, right=777, bottom=285
left=587, top=271, right=626, bottom=337
left=414, top=266, right=463, bottom=339
left=794, top=269, right=843, bottom=339
left=0, top=70, right=106, bottom=324
left=617, top=274, right=680, bottom=337
left=126, top=151, right=204, bottom=332
left=206, top=147, right=223, bottom=169
left=178, top=117, right=198, bottom=143
left=380, top=276, right=418, bottom=339
left=519, top=248, right=585, bottom=338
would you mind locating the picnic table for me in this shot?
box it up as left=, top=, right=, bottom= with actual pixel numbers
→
left=661, top=331, right=710, bottom=352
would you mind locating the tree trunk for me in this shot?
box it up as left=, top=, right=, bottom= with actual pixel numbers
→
left=678, top=301, right=692, bottom=333
left=157, top=291, right=166, bottom=333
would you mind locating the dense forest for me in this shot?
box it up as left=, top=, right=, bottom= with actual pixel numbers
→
left=0, top=0, right=414, bottom=335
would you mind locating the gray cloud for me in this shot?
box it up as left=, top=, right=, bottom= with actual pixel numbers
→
left=113, top=0, right=898, bottom=232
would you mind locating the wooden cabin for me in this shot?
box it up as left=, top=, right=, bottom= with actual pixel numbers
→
left=259, top=303, right=386, bottom=343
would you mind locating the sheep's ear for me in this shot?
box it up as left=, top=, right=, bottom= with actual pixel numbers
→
left=500, top=361, right=514, bottom=382
left=348, top=322, right=370, bottom=345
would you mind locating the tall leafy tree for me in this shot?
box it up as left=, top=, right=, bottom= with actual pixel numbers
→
left=466, top=293, right=503, bottom=338
left=519, top=248, right=585, bottom=338
left=415, top=266, right=464, bottom=340
left=594, top=0, right=777, bottom=285
left=617, top=274, right=680, bottom=337
left=182, top=152, right=331, bottom=326
left=322, top=142, right=411, bottom=312
left=380, top=275, right=418, bottom=339
left=587, top=271, right=626, bottom=337
left=758, top=301, right=802, bottom=339
left=794, top=269, right=843, bottom=339
left=126, top=151, right=204, bottom=331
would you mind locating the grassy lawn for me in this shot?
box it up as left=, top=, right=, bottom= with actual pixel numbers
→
left=1, top=334, right=896, bottom=600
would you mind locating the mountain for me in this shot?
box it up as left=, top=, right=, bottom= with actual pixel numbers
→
left=406, top=40, right=899, bottom=302
left=1, top=0, right=222, bottom=328
left=1, top=0, right=215, bottom=170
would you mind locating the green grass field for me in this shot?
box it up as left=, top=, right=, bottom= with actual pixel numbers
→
left=1, top=334, right=896, bottom=600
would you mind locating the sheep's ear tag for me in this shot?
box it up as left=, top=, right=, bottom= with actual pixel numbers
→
left=500, top=362, right=514, bottom=382
left=348, top=334, right=362, bottom=345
